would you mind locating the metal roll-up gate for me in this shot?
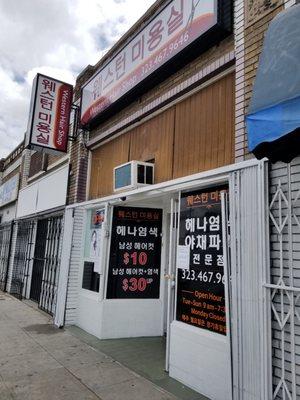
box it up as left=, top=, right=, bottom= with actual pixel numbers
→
left=10, top=220, right=35, bottom=299
left=0, top=222, right=14, bottom=292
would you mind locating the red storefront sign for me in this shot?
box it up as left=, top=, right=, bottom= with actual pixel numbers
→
left=26, top=74, right=73, bottom=153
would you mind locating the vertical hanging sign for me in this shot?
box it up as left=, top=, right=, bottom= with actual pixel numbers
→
left=176, top=186, right=228, bottom=335
left=107, top=206, right=162, bottom=299
left=25, top=74, right=73, bottom=154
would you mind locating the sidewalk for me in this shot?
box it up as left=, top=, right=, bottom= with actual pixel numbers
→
left=0, top=292, right=199, bottom=400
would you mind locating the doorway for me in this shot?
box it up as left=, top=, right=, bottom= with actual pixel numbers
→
left=30, top=219, right=48, bottom=302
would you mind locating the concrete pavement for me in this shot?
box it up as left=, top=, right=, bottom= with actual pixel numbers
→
left=0, top=292, right=178, bottom=400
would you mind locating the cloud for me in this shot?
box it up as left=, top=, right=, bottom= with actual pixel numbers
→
left=0, top=0, right=155, bottom=158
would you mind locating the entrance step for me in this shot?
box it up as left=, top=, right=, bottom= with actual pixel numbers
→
left=67, top=326, right=210, bottom=400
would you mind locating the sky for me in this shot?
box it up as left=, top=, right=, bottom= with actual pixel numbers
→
left=0, top=0, right=156, bottom=159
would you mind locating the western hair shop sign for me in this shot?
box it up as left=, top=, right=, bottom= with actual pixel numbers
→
left=25, top=74, right=73, bottom=154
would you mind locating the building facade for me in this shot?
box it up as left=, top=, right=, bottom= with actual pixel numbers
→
left=54, top=1, right=273, bottom=399
left=7, top=148, right=69, bottom=314
left=0, top=142, right=24, bottom=292
left=0, top=0, right=299, bottom=399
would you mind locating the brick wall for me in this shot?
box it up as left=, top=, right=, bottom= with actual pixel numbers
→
left=245, top=0, right=282, bottom=24
left=74, top=65, right=94, bottom=102
left=67, top=133, right=89, bottom=205
left=28, top=152, right=46, bottom=178
left=236, top=0, right=283, bottom=161
left=20, top=149, right=32, bottom=189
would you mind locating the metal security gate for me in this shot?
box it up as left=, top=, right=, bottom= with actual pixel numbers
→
left=10, top=215, right=63, bottom=315
left=267, top=161, right=300, bottom=399
left=39, top=216, right=63, bottom=315
left=11, top=220, right=35, bottom=299
left=0, top=222, right=14, bottom=292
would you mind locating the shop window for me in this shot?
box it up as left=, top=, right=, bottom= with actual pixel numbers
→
left=82, top=262, right=100, bottom=292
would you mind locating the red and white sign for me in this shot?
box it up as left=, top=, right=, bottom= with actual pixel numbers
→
left=26, top=74, right=73, bottom=153
left=81, top=0, right=218, bottom=127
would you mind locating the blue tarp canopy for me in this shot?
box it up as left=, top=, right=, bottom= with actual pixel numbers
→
left=246, top=4, right=300, bottom=163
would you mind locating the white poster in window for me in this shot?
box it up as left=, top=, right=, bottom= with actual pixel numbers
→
left=90, top=229, right=101, bottom=273
left=177, top=245, right=190, bottom=270
left=84, top=208, right=105, bottom=273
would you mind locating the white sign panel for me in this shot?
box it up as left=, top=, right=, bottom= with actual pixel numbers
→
left=85, top=209, right=106, bottom=273
left=26, top=74, right=73, bottom=153
left=0, top=174, right=19, bottom=207
left=81, top=0, right=218, bottom=126
left=16, top=165, right=68, bottom=218
left=177, top=245, right=190, bottom=270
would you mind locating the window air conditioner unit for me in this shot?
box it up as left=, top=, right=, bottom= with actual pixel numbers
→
left=113, top=161, right=154, bottom=192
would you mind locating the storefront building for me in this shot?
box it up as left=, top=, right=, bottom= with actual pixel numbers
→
left=0, top=142, right=24, bottom=292
left=0, top=144, right=70, bottom=316
left=0, top=73, right=76, bottom=316
left=54, top=1, right=274, bottom=399
left=0, top=0, right=297, bottom=398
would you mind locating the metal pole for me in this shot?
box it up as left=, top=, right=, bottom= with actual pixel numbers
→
left=165, top=198, right=176, bottom=372
left=287, top=163, right=296, bottom=400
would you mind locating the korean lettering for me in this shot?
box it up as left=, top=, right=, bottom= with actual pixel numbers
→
left=197, top=217, right=208, bottom=232
left=217, top=255, right=224, bottom=267
left=128, top=226, right=137, bottom=236
left=167, top=0, right=184, bottom=35
left=42, top=79, right=56, bottom=92
left=93, top=75, right=102, bottom=101
left=149, top=227, right=158, bottom=237
left=40, top=97, right=53, bottom=111
left=116, top=226, right=126, bottom=236
left=38, top=112, right=52, bottom=124
left=138, top=227, right=147, bottom=237
left=132, top=35, right=145, bottom=62
left=115, top=52, right=126, bottom=80
left=208, top=234, right=221, bottom=251
left=205, top=254, right=212, bottom=266
left=209, top=216, right=220, bottom=231
left=147, top=20, right=164, bottom=51
left=185, top=218, right=195, bottom=233
left=107, top=207, right=162, bottom=299
left=35, top=78, right=57, bottom=145
left=193, top=253, right=201, bottom=265
left=35, top=124, right=50, bottom=144
left=177, top=187, right=228, bottom=335
left=103, top=67, right=114, bottom=90
left=118, top=210, right=125, bottom=219
left=185, top=235, right=195, bottom=250
left=196, top=234, right=207, bottom=250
